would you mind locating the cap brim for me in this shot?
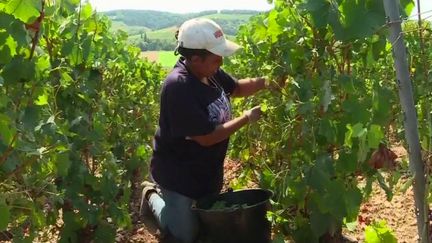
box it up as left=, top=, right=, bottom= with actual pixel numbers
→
left=207, top=39, right=241, bottom=57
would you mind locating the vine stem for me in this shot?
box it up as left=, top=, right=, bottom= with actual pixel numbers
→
left=27, top=0, right=46, bottom=107
left=416, top=0, right=432, bottom=165
left=29, top=0, right=45, bottom=60
left=0, top=133, right=18, bottom=166
left=416, top=1, right=432, bottom=241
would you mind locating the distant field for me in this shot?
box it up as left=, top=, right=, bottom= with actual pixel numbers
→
left=141, top=51, right=178, bottom=68
left=203, top=13, right=254, bottom=20
left=110, top=21, right=150, bottom=35
left=146, top=26, right=177, bottom=40
left=111, top=21, right=176, bottom=41
left=113, top=12, right=249, bottom=42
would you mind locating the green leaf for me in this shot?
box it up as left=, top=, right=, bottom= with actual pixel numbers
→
left=57, top=152, right=71, bottom=177
left=82, top=36, right=93, bottom=63
left=352, top=123, right=367, bottom=138
left=310, top=210, right=331, bottom=236
left=261, top=102, right=268, bottom=112
left=101, top=177, right=118, bottom=200
left=5, top=0, right=40, bottom=23
left=0, top=32, right=17, bottom=64
left=400, top=176, right=414, bottom=194
left=319, top=119, right=337, bottom=144
left=81, top=3, right=93, bottom=20
left=334, top=0, right=386, bottom=40
left=371, top=35, right=387, bottom=61
left=0, top=95, right=11, bottom=109
left=35, top=55, right=51, bottom=77
left=325, top=181, right=346, bottom=218
left=336, top=151, right=357, bottom=174
left=0, top=199, right=10, bottom=231
left=337, top=75, right=355, bottom=94
left=2, top=57, right=36, bottom=84
left=344, top=187, right=362, bottom=221
left=240, top=148, right=250, bottom=161
left=0, top=13, right=28, bottom=47
left=266, top=10, right=283, bottom=43
left=0, top=114, right=16, bottom=145
left=367, top=125, right=384, bottom=149
left=377, top=172, right=393, bottom=201
left=345, top=219, right=357, bottom=232
left=70, top=44, right=83, bottom=66
left=35, top=92, right=48, bottom=106
left=22, top=106, right=40, bottom=131
left=308, top=157, right=333, bottom=192
left=342, top=98, right=370, bottom=124
left=400, top=0, right=415, bottom=18
left=252, top=19, right=269, bottom=41
left=345, top=123, right=366, bottom=148
left=300, top=0, right=330, bottom=28
left=365, top=220, right=397, bottom=243
left=260, top=167, right=275, bottom=189
left=61, top=38, right=75, bottom=56
left=60, top=71, right=74, bottom=87
left=272, top=234, right=285, bottom=243
left=31, top=207, right=46, bottom=228
left=372, top=87, right=393, bottom=124
left=136, top=145, right=149, bottom=158
left=94, top=221, right=116, bottom=242
left=1, top=156, right=20, bottom=173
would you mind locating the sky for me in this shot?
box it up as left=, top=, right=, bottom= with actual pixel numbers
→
left=85, top=0, right=432, bottom=18
left=410, top=0, right=432, bottom=19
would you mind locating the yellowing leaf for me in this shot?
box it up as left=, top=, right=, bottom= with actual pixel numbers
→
left=35, top=93, right=48, bottom=106
left=261, top=103, right=268, bottom=112
left=81, top=3, right=93, bottom=20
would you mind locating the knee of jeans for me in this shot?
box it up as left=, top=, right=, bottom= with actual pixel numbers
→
left=172, top=223, right=199, bottom=243
left=165, top=210, right=199, bottom=243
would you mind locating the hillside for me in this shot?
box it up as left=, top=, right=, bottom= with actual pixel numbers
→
left=103, top=9, right=263, bottom=51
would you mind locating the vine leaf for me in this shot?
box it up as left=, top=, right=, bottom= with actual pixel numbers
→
left=4, top=0, right=40, bottom=23
left=0, top=199, right=10, bottom=231
left=367, top=125, right=384, bottom=149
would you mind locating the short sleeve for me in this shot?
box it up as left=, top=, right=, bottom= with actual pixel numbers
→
left=215, top=68, right=237, bottom=96
left=165, top=81, right=215, bottom=137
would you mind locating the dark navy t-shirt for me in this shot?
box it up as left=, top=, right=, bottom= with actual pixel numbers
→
left=150, top=57, right=237, bottom=199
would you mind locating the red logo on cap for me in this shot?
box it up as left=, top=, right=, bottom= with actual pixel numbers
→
left=214, top=30, right=223, bottom=38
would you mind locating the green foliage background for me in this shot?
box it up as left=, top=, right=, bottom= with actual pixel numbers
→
left=1, top=0, right=431, bottom=242
left=0, top=0, right=165, bottom=241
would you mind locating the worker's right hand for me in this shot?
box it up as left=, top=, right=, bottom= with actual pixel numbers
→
left=243, top=106, right=262, bottom=123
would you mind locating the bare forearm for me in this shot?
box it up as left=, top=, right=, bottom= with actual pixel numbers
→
left=232, top=77, right=265, bottom=97
left=191, top=114, right=249, bottom=146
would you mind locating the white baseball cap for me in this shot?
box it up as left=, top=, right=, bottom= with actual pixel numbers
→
left=177, top=18, right=241, bottom=57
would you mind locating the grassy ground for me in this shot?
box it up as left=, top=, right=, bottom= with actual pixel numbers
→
left=157, top=51, right=178, bottom=67
left=110, top=21, right=150, bottom=35
left=146, top=26, right=177, bottom=40
left=141, top=51, right=178, bottom=68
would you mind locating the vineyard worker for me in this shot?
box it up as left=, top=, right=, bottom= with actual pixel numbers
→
left=140, top=18, right=267, bottom=243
